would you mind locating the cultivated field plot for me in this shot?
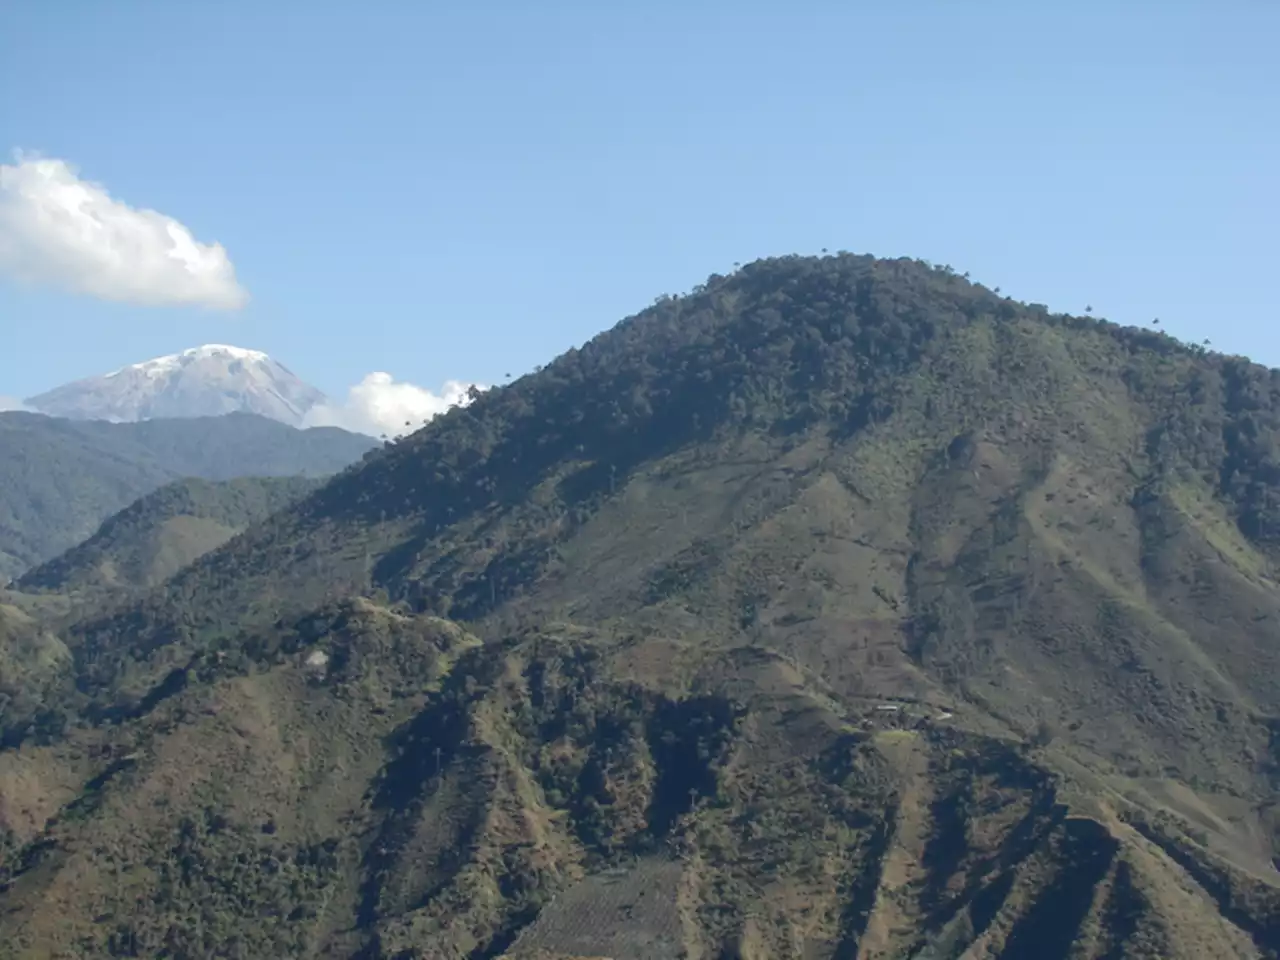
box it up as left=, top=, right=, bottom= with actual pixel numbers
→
left=508, top=857, right=685, bottom=960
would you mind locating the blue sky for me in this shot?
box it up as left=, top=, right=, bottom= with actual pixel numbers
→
left=1, top=2, right=1276, bottom=424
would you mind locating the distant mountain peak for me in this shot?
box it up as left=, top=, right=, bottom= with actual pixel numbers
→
left=185, top=344, right=267, bottom=360
left=27, top=344, right=327, bottom=426
left=110, top=344, right=273, bottom=379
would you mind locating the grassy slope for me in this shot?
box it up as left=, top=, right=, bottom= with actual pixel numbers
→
left=5, top=255, right=1280, bottom=957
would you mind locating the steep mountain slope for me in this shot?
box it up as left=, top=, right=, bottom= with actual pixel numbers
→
left=16, top=475, right=324, bottom=595
left=0, top=599, right=69, bottom=725
left=5, top=598, right=1268, bottom=959
left=25, top=344, right=328, bottom=426
left=5, top=254, right=1280, bottom=957
left=0, top=411, right=375, bottom=581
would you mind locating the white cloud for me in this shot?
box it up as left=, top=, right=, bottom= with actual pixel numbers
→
left=0, top=154, right=248, bottom=309
left=303, top=372, right=485, bottom=438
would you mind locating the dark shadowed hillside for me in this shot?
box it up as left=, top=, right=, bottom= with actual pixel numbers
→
left=17, top=475, right=325, bottom=596
left=0, top=411, right=374, bottom=580
left=5, top=254, right=1280, bottom=958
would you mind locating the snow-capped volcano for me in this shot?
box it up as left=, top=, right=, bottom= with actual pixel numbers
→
left=25, top=345, right=328, bottom=427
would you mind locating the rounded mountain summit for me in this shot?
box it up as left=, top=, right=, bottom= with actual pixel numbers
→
left=24, top=344, right=328, bottom=427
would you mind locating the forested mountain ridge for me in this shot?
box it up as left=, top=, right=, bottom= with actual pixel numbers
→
left=0, top=411, right=375, bottom=581
left=5, top=254, right=1280, bottom=958
left=16, top=475, right=325, bottom=596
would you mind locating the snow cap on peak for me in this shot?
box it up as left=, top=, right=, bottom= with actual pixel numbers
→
left=183, top=344, right=270, bottom=362
left=117, top=344, right=272, bottom=376
left=35, top=344, right=326, bottom=425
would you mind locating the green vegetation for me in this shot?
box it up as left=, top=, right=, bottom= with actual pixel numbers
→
left=0, top=411, right=373, bottom=581
left=0, top=601, right=70, bottom=750
left=5, top=254, right=1280, bottom=957
left=17, top=475, right=324, bottom=596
